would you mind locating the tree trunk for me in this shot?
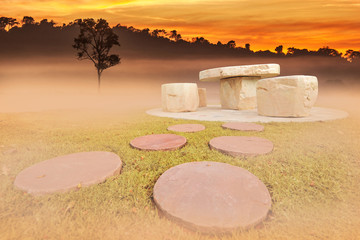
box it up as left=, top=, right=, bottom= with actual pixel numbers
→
left=97, top=69, right=101, bottom=94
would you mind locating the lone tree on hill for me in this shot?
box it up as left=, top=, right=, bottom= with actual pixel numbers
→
left=73, top=18, right=120, bottom=92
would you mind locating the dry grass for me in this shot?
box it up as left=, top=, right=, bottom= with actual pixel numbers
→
left=0, top=106, right=360, bottom=240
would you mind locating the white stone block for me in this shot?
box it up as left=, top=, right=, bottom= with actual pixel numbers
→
left=162, top=83, right=199, bottom=112
left=199, top=64, right=280, bottom=82
left=198, top=88, right=207, bottom=107
left=220, top=77, right=260, bottom=110
left=256, top=75, right=318, bottom=117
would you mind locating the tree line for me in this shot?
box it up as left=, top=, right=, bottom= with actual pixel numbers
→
left=1, top=16, right=360, bottom=63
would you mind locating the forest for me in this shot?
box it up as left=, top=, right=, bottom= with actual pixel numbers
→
left=1, top=16, right=360, bottom=62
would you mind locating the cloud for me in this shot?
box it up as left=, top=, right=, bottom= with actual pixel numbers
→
left=2, top=0, right=360, bottom=51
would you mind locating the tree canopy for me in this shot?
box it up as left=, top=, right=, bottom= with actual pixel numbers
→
left=73, top=18, right=120, bottom=92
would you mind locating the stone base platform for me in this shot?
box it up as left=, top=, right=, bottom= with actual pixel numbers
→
left=146, top=105, right=348, bottom=123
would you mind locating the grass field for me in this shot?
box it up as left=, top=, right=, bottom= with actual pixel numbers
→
left=1, top=102, right=360, bottom=239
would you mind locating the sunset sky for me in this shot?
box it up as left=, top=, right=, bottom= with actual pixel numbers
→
left=3, top=0, right=360, bottom=52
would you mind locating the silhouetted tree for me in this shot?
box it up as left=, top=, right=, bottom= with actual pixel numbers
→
left=275, top=45, right=283, bottom=55
left=73, top=18, right=120, bottom=92
left=226, top=40, right=236, bottom=48
left=245, top=43, right=250, bottom=51
left=169, top=30, right=182, bottom=41
left=192, top=37, right=210, bottom=45
left=151, top=29, right=166, bottom=38
left=344, top=49, right=360, bottom=62
left=287, top=47, right=311, bottom=56
left=316, top=46, right=342, bottom=57
left=0, top=17, right=18, bottom=31
left=40, top=19, right=55, bottom=27
left=22, top=16, right=35, bottom=25
left=141, top=28, right=150, bottom=35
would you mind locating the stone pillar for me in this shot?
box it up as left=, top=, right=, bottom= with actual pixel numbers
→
left=220, top=77, right=260, bottom=110
left=198, top=88, right=207, bottom=107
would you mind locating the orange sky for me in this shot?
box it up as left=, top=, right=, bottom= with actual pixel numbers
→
left=2, top=0, right=360, bottom=52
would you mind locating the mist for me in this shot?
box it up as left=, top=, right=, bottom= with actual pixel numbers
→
left=1, top=55, right=359, bottom=116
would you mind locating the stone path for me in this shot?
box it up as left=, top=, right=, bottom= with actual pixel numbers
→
left=222, top=122, right=264, bottom=131
left=147, top=105, right=348, bottom=123
left=209, top=136, right=273, bottom=157
left=14, top=151, right=122, bottom=196
left=130, top=134, right=187, bottom=151
left=167, top=124, right=205, bottom=133
left=153, top=161, right=272, bottom=233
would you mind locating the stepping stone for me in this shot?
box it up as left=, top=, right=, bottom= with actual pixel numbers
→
left=130, top=134, right=186, bottom=151
left=222, top=122, right=264, bottom=132
left=256, top=75, right=318, bottom=117
left=199, top=64, right=280, bottom=110
left=199, top=64, right=280, bottom=82
left=167, top=124, right=205, bottom=133
left=14, top=151, right=122, bottom=196
left=209, top=136, right=273, bottom=157
left=153, top=161, right=272, bottom=233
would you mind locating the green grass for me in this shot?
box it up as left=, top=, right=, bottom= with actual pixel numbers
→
left=1, top=109, right=360, bottom=240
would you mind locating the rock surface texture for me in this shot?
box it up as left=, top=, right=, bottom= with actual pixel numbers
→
left=14, top=152, right=122, bottom=195
left=256, top=75, right=318, bottom=117
left=130, top=134, right=187, bottom=151
left=198, top=88, right=207, bottom=107
left=162, top=83, right=199, bottom=112
left=220, top=77, right=260, bottom=110
left=199, top=64, right=280, bottom=82
left=209, top=136, right=273, bottom=157
left=153, top=161, right=272, bottom=233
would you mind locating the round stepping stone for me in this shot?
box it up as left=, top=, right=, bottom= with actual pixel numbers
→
left=167, top=124, right=205, bottom=133
left=130, top=134, right=186, bottom=151
left=209, top=136, right=273, bottom=157
left=222, top=122, right=264, bottom=132
left=153, top=161, right=271, bottom=233
left=14, top=151, right=122, bottom=196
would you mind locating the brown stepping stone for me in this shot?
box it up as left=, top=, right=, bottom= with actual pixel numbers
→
left=130, top=134, right=186, bottom=151
left=167, top=124, right=205, bottom=133
left=14, top=151, right=122, bottom=196
left=222, top=122, right=264, bottom=132
left=209, top=136, right=273, bottom=157
left=153, top=161, right=271, bottom=233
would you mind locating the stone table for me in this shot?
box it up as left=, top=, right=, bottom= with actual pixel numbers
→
left=199, top=64, right=280, bottom=110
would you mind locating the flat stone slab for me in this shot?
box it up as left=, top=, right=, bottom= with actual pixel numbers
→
left=146, top=105, right=348, bottom=123
left=153, top=161, right=271, bottom=233
left=209, top=136, right=273, bottom=157
left=14, top=151, right=122, bottom=196
left=199, top=64, right=280, bottom=82
left=167, top=124, right=205, bottom=133
left=222, top=122, right=264, bottom=132
left=130, top=134, right=186, bottom=151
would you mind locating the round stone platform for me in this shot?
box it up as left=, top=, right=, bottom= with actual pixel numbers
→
left=146, top=106, right=348, bottom=123
left=130, top=134, right=187, bottom=151
left=14, top=151, right=122, bottom=196
left=153, top=161, right=271, bottom=233
left=209, top=136, right=273, bottom=157
left=167, top=124, right=205, bottom=133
